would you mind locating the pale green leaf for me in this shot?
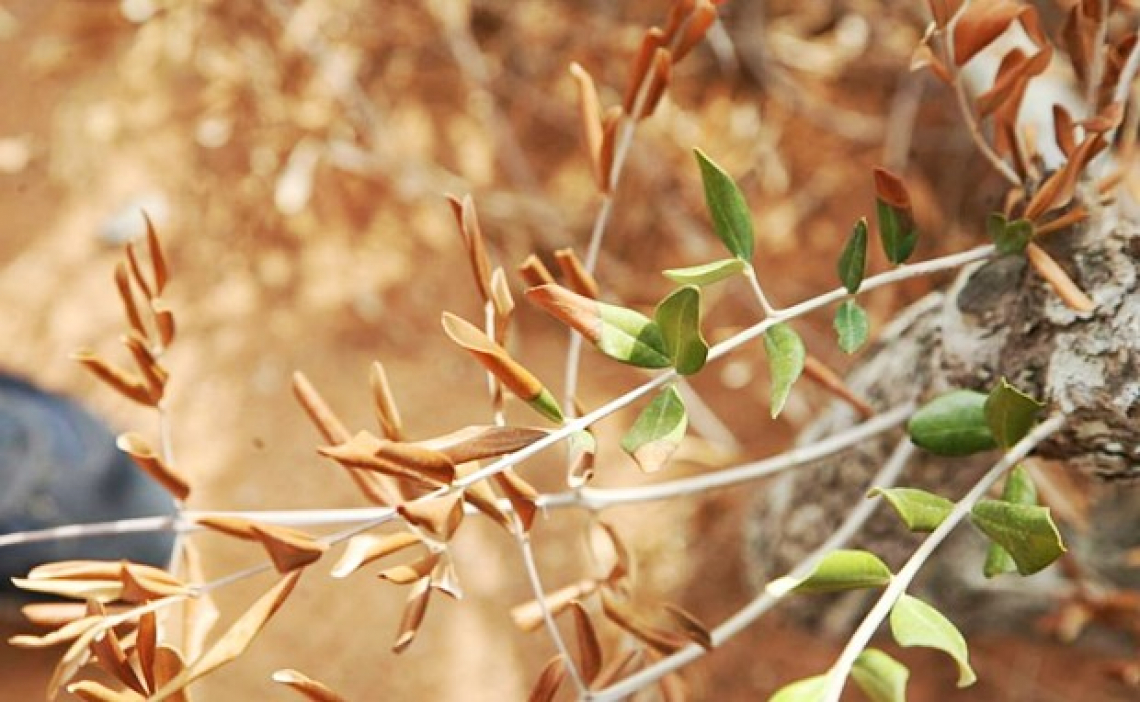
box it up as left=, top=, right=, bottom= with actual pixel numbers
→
left=767, top=549, right=892, bottom=596
left=597, top=304, right=672, bottom=369
left=834, top=300, right=869, bottom=354
left=889, top=593, right=976, bottom=688
left=868, top=487, right=954, bottom=532
left=764, top=323, right=805, bottom=418
left=663, top=258, right=747, bottom=286
left=620, top=385, right=688, bottom=473
left=769, top=674, right=828, bottom=702
left=851, top=648, right=909, bottom=702
left=654, top=285, right=709, bottom=375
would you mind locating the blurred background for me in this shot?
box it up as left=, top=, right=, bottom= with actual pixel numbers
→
left=0, top=0, right=1132, bottom=699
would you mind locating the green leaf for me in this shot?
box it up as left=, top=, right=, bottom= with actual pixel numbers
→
left=694, top=148, right=754, bottom=260
left=889, top=594, right=977, bottom=688
left=873, top=168, right=918, bottom=265
left=527, top=388, right=565, bottom=424
left=769, top=674, right=828, bottom=702
left=764, top=323, right=805, bottom=418
left=971, top=499, right=1066, bottom=576
left=654, top=286, right=709, bottom=376
left=663, top=258, right=747, bottom=286
left=851, top=649, right=909, bottom=702
left=767, top=549, right=892, bottom=596
left=597, top=303, right=672, bottom=369
left=869, top=487, right=954, bottom=532
left=838, top=218, right=869, bottom=293
left=984, top=378, right=1044, bottom=449
left=620, top=385, right=688, bottom=473
left=983, top=465, right=1039, bottom=577
left=834, top=300, right=869, bottom=354
left=987, top=213, right=1034, bottom=255
left=907, top=390, right=998, bottom=456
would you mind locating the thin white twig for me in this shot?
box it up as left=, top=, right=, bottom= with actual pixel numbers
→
left=589, top=437, right=918, bottom=701
left=1112, top=23, right=1140, bottom=107
left=821, top=414, right=1067, bottom=702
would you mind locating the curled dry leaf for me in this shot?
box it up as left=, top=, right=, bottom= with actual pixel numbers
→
left=249, top=523, right=329, bottom=574
left=121, top=333, right=168, bottom=401
left=454, top=462, right=511, bottom=531
left=151, top=299, right=176, bottom=348
left=418, top=425, right=549, bottom=466
left=142, top=212, right=168, bottom=296
left=569, top=62, right=604, bottom=190
left=594, top=521, right=634, bottom=585
left=527, top=654, right=568, bottom=702
left=20, top=602, right=114, bottom=628
left=429, top=555, right=463, bottom=600
left=1026, top=243, right=1095, bottom=312
left=319, top=431, right=450, bottom=489
left=10, top=578, right=123, bottom=602
left=149, top=571, right=303, bottom=702
left=640, top=48, right=673, bottom=119
left=624, top=27, right=665, bottom=115
left=117, top=432, right=190, bottom=501
left=1025, top=134, right=1108, bottom=221
left=292, top=371, right=351, bottom=444
left=591, top=647, right=645, bottom=690
left=953, top=0, right=1030, bottom=66
left=273, top=669, right=347, bottom=702
left=598, top=105, right=623, bottom=193
left=369, top=361, right=404, bottom=441
left=375, top=439, right=457, bottom=485
left=114, top=263, right=148, bottom=342
left=672, top=0, right=716, bottom=63
left=152, top=645, right=189, bottom=702
left=490, top=267, right=515, bottom=345
left=398, top=493, right=466, bottom=541
left=600, top=589, right=688, bottom=655
left=73, top=351, right=155, bottom=406
left=518, top=253, right=556, bottom=288
left=975, top=46, right=1052, bottom=117
left=125, top=242, right=154, bottom=301
left=663, top=603, right=714, bottom=651
left=8, top=615, right=102, bottom=649
left=136, top=610, right=157, bottom=692
left=569, top=601, right=603, bottom=684
left=120, top=562, right=192, bottom=602
left=802, top=356, right=874, bottom=419
left=494, top=468, right=540, bottom=531
left=88, top=610, right=146, bottom=695
left=1053, top=104, right=1076, bottom=157
left=511, top=579, right=599, bottom=632
left=392, top=576, right=432, bottom=653
left=553, top=248, right=600, bottom=299
left=379, top=552, right=442, bottom=586
left=567, top=429, right=597, bottom=489
left=194, top=515, right=260, bottom=541
left=447, top=194, right=493, bottom=302
left=331, top=531, right=422, bottom=578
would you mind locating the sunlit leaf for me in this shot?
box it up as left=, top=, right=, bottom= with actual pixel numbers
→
left=694, top=148, right=754, bottom=260
left=971, top=499, right=1066, bottom=575
left=331, top=532, right=421, bottom=579
left=868, top=487, right=954, bottom=532
left=907, top=390, right=997, bottom=456
left=838, top=218, right=869, bottom=293
left=621, top=385, right=688, bottom=473
left=272, top=668, right=346, bottom=702
left=984, top=378, right=1044, bottom=449
left=249, top=523, right=328, bottom=574
left=769, top=673, right=828, bottom=702
left=834, top=300, right=869, bottom=355
left=767, top=549, right=892, bottom=596
left=654, top=286, right=708, bottom=375
left=392, top=576, right=431, bottom=653
left=764, top=323, right=805, bottom=418
left=851, top=648, right=909, bottom=702
left=663, top=258, right=747, bottom=286
left=66, top=681, right=144, bottom=702
left=873, top=168, right=919, bottom=265
left=889, top=594, right=976, bottom=687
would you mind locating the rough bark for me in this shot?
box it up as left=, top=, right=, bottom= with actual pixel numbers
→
left=745, top=211, right=1140, bottom=636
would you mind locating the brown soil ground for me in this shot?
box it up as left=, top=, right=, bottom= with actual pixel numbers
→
left=0, top=1, right=1135, bottom=700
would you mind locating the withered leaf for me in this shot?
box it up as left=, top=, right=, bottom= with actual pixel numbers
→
left=125, top=242, right=154, bottom=301
left=624, top=28, right=665, bottom=115
left=640, top=48, right=673, bottom=119
left=193, top=515, right=260, bottom=541
left=114, top=263, right=148, bottom=343
left=976, top=46, right=1052, bottom=117
left=120, top=562, right=191, bottom=603
left=591, top=647, right=644, bottom=690
left=598, top=105, right=622, bottom=193
left=673, top=1, right=717, bottom=63
left=319, top=431, right=447, bottom=489
left=398, top=493, right=465, bottom=541
left=11, top=577, right=123, bottom=603
left=1026, top=243, right=1095, bottom=312
left=272, top=669, right=347, bottom=702
left=117, top=432, right=190, bottom=501
left=600, top=590, right=688, bottom=655
left=429, top=555, right=463, bottom=600
left=8, top=615, right=102, bottom=649
left=291, top=371, right=351, bottom=444
left=369, top=361, right=404, bottom=441
left=569, top=601, right=603, bottom=684
left=379, top=552, right=442, bottom=586
left=455, top=462, right=511, bottom=531
left=393, top=576, right=432, bottom=653
left=494, top=468, right=539, bottom=532
left=553, top=248, right=600, bottom=300
left=89, top=618, right=146, bottom=695
left=180, top=541, right=218, bottom=662
left=331, top=532, right=422, bottom=578
left=121, top=333, right=167, bottom=403
left=511, top=579, right=598, bottom=632
left=249, top=523, right=329, bottom=574
left=527, top=654, right=568, bottom=702
left=137, top=610, right=157, bottom=692
left=143, top=212, right=168, bottom=296
left=569, top=62, right=605, bottom=190
left=151, top=299, right=176, bottom=348
left=953, top=0, right=1029, bottom=66
left=518, top=254, right=556, bottom=289
left=447, top=194, right=494, bottom=303
left=73, top=351, right=155, bottom=406
left=663, top=603, right=714, bottom=651
left=66, top=681, right=144, bottom=702
left=416, top=425, right=548, bottom=465
left=1025, top=134, right=1107, bottom=220
left=374, top=440, right=457, bottom=485
left=152, top=645, right=189, bottom=702
left=149, top=571, right=303, bottom=701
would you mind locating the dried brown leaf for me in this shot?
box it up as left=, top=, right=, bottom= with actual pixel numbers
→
left=151, top=299, right=176, bottom=348
left=331, top=531, right=422, bottom=578
left=976, top=46, right=1052, bottom=117
left=193, top=515, right=259, bottom=541
left=8, top=615, right=102, bottom=649
left=291, top=371, right=350, bottom=444
left=429, top=555, right=463, bottom=600
left=20, top=603, right=109, bottom=628
left=368, top=361, right=404, bottom=441
left=1053, top=104, right=1077, bottom=157
left=272, top=669, right=347, bottom=702
left=120, top=562, right=191, bottom=603
left=553, top=248, right=599, bottom=299
left=598, top=105, right=623, bottom=193
left=624, top=28, right=665, bottom=114
left=114, top=262, right=149, bottom=342
left=249, top=524, right=329, bottom=574
left=1079, top=101, right=1124, bottom=133
left=374, top=440, right=457, bottom=486
left=11, top=577, right=124, bottom=603
left=600, top=590, right=687, bottom=654
left=1025, top=134, right=1107, bottom=220
left=89, top=616, right=146, bottom=695
left=137, top=610, right=157, bottom=692
left=398, top=493, right=465, bottom=541
left=527, top=654, right=568, bottom=702
left=518, top=254, right=556, bottom=289
left=152, top=645, right=189, bottom=702
left=418, top=425, right=548, bottom=466
left=672, top=1, right=716, bottom=63
left=489, top=268, right=515, bottom=345
left=953, top=0, right=1028, bottom=66
left=590, top=647, right=644, bottom=690
left=125, top=242, right=154, bottom=301
left=117, top=432, right=189, bottom=501
left=663, top=603, right=714, bottom=651
left=149, top=571, right=303, bottom=701
left=66, top=681, right=144, bottom=702
left=455, top=462, right=511, bottom=532
left=392, top=576, right=431, bottom=653
left=569, top=601, right=603, bottom=684
left=1027, top=243, right=1095, bottom=312
left=1061, top=0, right=1102, bottom=84
left=73, top=351, right=155, bottom=406
left=510, top=579, right=598, bottom=632
left=442, top=312, right=545, bottom=404
left=802, top=356, right=873, bottom=419
left=595, top=521, right=633, bottom=585
left=379, top=552, right=442, bottom=586
left=569, top=62, right=605, bottom=190
left=143, top=212, right=168, bottom=296
left=494, top=468, right=539, bottom=531
left=319, top=431, right=446, bottom=489
left=640, top=48, right=673, bottom=119
left=447, top=194, right=493, bottom=302
left=121, top=333, right=167, bottom=402
left=929, top=0, right=966, bottom=28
